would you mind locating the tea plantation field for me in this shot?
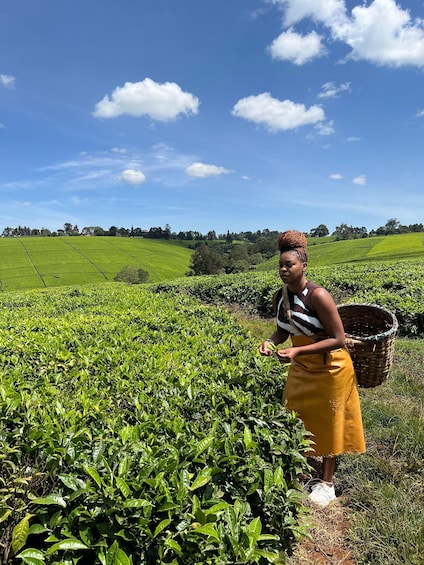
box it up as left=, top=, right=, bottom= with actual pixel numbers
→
left=1, top=237, right=423, bottom=563
left=0, top=237, right=192, bottom=291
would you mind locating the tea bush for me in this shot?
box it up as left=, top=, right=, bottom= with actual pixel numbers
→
left=0, top=285, right=311, bottom=564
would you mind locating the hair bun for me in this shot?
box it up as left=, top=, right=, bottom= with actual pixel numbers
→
left=278, top=230, right=308, bottom=251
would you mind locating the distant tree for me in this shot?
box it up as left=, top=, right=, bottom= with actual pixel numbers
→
left=226, top=259, right=250, bottom=274
left=310, top=224, right=329, bottom=238
left=252, top=237, right=277, bottom=259
left=188, top=244, right=225, bottom=275
left=114, top=265, right=149, bottom=284
left=225, top=230, right=233, bottom=244
left=385, top=218, right=400, bottom=234
left=63, top=223, right=73, bottom=235
left=109, top=226, right=118, bottom=236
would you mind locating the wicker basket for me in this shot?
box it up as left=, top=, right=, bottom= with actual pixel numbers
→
left=337, top=303, right=398, bottom=388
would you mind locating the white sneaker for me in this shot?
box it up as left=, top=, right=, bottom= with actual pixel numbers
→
left=308, top=482, right=336, bottom=507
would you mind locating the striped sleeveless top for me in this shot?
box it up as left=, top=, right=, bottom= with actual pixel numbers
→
left=275, top=280, right=325, bottom=337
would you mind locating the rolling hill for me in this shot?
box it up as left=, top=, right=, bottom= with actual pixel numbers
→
left=1, top=232, right=423, bottom=292
left=0, top=236, right=192, bottom=291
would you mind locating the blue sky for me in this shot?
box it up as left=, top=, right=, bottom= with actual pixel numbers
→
left=1, top=0, right=423, bottom=236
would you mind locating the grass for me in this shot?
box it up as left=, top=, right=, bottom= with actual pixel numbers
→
left=236, top=312, right=424, bottom=565
left=0, top=237, right=192, bottom=291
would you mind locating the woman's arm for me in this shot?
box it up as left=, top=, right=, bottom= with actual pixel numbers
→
left=259, top=289, right=290, bottom=356
left=259, top=326, right=289, bottom=356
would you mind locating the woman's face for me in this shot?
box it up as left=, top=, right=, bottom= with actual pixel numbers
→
left=279, top=251, right=307, bottom=285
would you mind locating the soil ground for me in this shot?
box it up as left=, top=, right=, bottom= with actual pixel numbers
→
left=287, top=499, right=356, bottom=565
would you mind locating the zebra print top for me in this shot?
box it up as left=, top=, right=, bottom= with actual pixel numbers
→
left=275, top=280, right=325, bottom=337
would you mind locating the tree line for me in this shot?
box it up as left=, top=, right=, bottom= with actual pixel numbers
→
left=1, top=218, right=422, bottom=242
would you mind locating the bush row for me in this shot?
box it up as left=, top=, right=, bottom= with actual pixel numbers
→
left=0, top=285, right=311, bottom=564
left=152, top=258, right=424, bottom=336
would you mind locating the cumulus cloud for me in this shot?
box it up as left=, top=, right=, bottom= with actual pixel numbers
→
left=353, top=174, right=367, bottom=185
left=269, top=29, right=325, bottom=65
left=232, top=92, right=325, bottom=131
left=270, top=0, right=424, bottom=67
left=330, top=173, right=343, bottom=180
left=120, top=169, right=146, bottom=185
left=416, top=109, right=424, bottom=118
left=185, top=162, right=232, bottom=178
left=93, top=78, right=200, bottom=121
left=318, top=81, right=351, bottom=98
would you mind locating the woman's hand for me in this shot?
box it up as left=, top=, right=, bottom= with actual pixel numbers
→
left=276, top=347, right=298, bottom=364
left=259, top=340, right=276, bottom=356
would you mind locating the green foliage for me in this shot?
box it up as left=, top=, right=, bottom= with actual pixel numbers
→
left=114, top=265, right=149, bottom=284
left=0, top=285, right=311, bottom=564
left=188, top=244, right=225, bottom=275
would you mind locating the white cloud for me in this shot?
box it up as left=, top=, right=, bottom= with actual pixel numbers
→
left=271, top=0, right=424, bottom=68
left=111, top=147, right=128, bottom=154
left=93, top=78, right=200, bottom=121
left=232, top=92, right=325, bottom=131
left=347, top=136, right=361, bottom=142
left=416, top=109, right=424, bottom=118
left=0, top=122, right=5, bottom=129
left=0, top=74, right=15, bottom=89
left=185, top=162, right=232, bottom=178
left=336, top=0, right=424, bottom=67
left=353, top=175, right=366, bottom=185
left=120, top=169, right=146, bottom=185
left=330, top=173, right=343, bottom=180
left=279, top=0, right=346, bottom=27
left=269, top=29, right=325, bottom=65
left=315, top=120, right=335, bottom=135
left=318, top=81, right=351, bottom=98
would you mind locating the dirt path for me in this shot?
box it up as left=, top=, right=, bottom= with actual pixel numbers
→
left=287, top=499, right=356, bottom=565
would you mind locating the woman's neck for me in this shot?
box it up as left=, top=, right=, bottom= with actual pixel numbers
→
left=287, top=278, right=307, bottom=294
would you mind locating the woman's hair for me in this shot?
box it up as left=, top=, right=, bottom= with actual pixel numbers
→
left=277, top=230, right=308, bottom=262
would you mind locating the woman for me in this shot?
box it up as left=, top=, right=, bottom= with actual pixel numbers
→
left=259, top=230, right=365, bottom=507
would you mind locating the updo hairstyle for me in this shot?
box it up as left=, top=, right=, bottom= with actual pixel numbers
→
left=277, top=230, right=308, bottom=262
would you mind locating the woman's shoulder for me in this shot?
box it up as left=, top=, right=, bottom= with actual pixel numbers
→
left=305, top=280, right=323, bottom=292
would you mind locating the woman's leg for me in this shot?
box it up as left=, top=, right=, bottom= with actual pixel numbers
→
left=322, top=456, right=336, bottom=484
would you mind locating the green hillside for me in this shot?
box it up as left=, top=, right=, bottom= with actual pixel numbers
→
left=1, top=233, right=423, bottom=292
left=258, top=232, right=424, bottom=270
left=0, top=237, right=192, bottom=291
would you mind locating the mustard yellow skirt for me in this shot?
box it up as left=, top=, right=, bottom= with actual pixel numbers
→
left=282, top=336, right=366, bottom=457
